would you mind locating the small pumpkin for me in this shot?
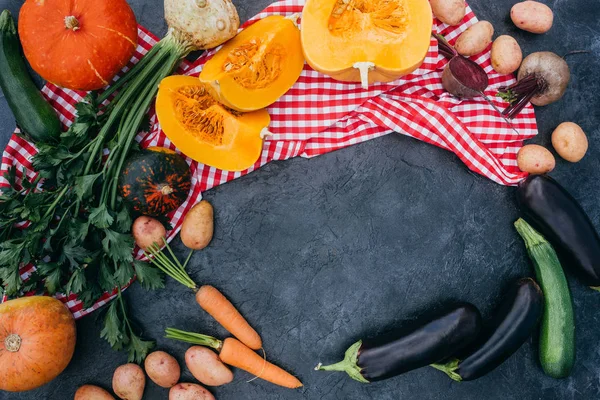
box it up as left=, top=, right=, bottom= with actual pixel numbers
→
left=156, top=75, right=271, bottom=172
left=0, top=296, right=76, bottom=392
left=301, top=0, right=433, bottom=89
left=18, top=0, right=138, bottom=91
left=119, top=147, right=192, bottom=217
left=199, top=15, right=305, bottom=112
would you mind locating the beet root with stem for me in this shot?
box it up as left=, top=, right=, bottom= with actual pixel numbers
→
left=498, top=51, right=570, bottom=118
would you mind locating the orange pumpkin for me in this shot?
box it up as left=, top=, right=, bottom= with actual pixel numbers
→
left=0, top=296, right=76, bottom=392
left=18, top=0, right=138, bottom=91
left=301, top=0, right=433, bottom=89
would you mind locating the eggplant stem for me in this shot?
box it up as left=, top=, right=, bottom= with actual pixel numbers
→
left=315, top=340, right=369, bottom=384
left=430, top=358, right=463, bottom=382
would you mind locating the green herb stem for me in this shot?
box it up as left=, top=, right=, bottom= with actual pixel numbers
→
left=83, top=43, right=173, bottom=176
left=41, top=186, right=69, bottom=220
left=144, top=242, right=197, bottom=289
left=97, top=44, right=164, bottom=105
left=165, top=328, right=223, bottom=351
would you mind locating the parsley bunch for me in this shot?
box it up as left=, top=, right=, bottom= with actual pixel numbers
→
left=0, top=37, right=186, bottom=362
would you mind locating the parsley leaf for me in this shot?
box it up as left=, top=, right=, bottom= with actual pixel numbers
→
left=66, top=268, right=87, bottom=295
left=68, top=219, right=90, bottom=244
left=128, top=333, right=155, bottom=364
left=0, top=265, right=21, bottom=296
left=103, top=229, right=135, bottom=262
left=116, top=205, right=132, bottom=232
left=98, top=257, right=116, bottom=292
left=74, top=173, right=102, bottom=201
left=100, top=300, right=127, bottom=351
left=89, top=204, right=114, bottom=229
left=114, top=262, right=135, bottom=288
left=37, top=262, right=63, bottom=294
left=133, top=261, right=164, bottom=291
left=62, top=242, right=87, bottom=269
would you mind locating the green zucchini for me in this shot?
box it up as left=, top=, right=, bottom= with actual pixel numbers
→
left=514, top=218, right=575, bottom=378
left=0, top=10, right=60, bottom=143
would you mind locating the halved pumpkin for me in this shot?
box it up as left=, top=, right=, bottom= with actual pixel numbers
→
left=199, top=15, right=305, bottom=112
left=156, top=75, right=270, bottom=172
left=301, top=0, right=433, bottom=89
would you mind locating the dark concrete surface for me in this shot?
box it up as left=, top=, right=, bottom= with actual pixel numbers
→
left=1, top=0, right=600, bottom=399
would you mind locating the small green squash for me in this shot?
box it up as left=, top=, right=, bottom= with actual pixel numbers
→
left=119, top=147, right=191, bottom=216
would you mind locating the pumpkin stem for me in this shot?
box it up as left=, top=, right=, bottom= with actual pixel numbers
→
left=159, top=184, right=174, bottom=196
left=353, top=62, right=375, bottom=90
left=4, top=333, right=22, bottom=352
left=260, top=128, right=273, bottom=140
left=286, top=13, right=301, bottom=28
left=64, top=16, right=80, bottom=31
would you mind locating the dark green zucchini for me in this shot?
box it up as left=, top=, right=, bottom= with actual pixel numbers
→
left=515, top=218, right=575, bottom=379
left=0, top=10, right=60, bottom=143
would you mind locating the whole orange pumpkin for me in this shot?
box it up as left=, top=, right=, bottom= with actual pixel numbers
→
left=18, top=0, right=138, bottom=91
left=0, top=296, right=77, bottom=392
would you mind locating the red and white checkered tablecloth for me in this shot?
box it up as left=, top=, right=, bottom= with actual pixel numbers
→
left=0, top=0, right=537, bottom=317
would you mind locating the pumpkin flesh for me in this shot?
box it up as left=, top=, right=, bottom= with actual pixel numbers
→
left=156, top=75, right=270, bottom=172
left=0, top=296, right=76, bottom=392
left=199, top=15, right=305, bottom=112
left=301, top=0, right=432, bottom=88
left=18, top=0, right=138, bottom=91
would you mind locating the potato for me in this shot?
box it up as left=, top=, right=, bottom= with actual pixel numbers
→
left=169, top=383, right=215, bottom=400
left=430, top=0, right=466, bottom=26
left=511, top=1, right=553, bottom=34
left=455, top=21, right=494, bottom=57
left=112, top=363, right=145, bottom=400
left=491, top=35, right=522, bottom=74
left=180, top=200, right=214, bottom=250
left=517, top=144, right=556, bottom=174
left=551, top=122, right=588, bottom=162
left=185, top=346, right=233, bottom=386
left=74, top=385, right=115, bottom=400
left=132, top=216, right=166, bottom=250
left=145, top=351, right=181, bottom=388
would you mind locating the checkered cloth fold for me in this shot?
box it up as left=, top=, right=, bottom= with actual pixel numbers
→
left=0, top=0, right=537, bottom=316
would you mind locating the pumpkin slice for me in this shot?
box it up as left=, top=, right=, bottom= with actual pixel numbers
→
left=199, top=15, right=305, bottom=112
left=156, top=75, right=270, bottom=172
left=301, top=0, right=433, bottom=89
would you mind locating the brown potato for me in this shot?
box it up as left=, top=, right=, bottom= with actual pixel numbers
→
left=74, top=385, right=115, bottom=400
left=185, top=346, right=233, bottom=386
left=112, top=363, right=145, bottom=400
left=430, top=0, right=466, bottom=26
left=551, top=122, right=588, bottom=162
left=145, top=351, right=181, bottom=388
left=180, top=200, right=214, bottom=250
left=132, top=216, right=166, bottom=250
left=511, top=1, right=553, bottom=34
left=517, top=144, right=556, bottom=174
left=169, top=383, right=215, bottom=400
left=491, top=35, right=523, bottom=74
left=455, top=21, right=494, bottom=57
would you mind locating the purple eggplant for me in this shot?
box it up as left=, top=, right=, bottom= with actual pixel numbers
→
left=432, top=278, right=543, bottom=381
left=516, top=174, right=600, bottom=288
left=315, top=304, right=482, bottom=383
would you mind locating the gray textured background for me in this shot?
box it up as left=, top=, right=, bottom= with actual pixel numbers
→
left=1, top=0, right=600, bottom=399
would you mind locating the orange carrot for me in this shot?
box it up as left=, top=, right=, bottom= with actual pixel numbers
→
left=220, top=338, right=302, bottom=389
left=165, top=329, right=302, bottom=389
left=196, top=285, right=262, bottom=350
